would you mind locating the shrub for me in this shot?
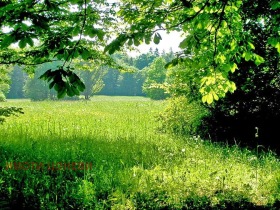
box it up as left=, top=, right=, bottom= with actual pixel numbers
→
left=0, top=91, right=6, bottom=102
left=157, top=96, right=209, bottom=136
left=143, top=85, right=168, bottom=100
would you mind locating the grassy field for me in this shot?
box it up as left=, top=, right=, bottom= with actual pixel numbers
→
left=0, top=96, right=280, bottom=209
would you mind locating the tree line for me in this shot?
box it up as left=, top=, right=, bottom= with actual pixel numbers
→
left=4, top=48, right=174, bottom=101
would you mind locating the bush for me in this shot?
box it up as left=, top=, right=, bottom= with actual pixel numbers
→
left=157, top=96, right=209, bottom=136
left=143, top=86, right=168, bottom=100
left=0, top=91, right=6, bottom=102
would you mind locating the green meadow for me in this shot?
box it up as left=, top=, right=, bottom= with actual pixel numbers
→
left=0, top=96, right=280, bottom=209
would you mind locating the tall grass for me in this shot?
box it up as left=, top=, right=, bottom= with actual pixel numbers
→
left=0, top=96, right=280, bottom=209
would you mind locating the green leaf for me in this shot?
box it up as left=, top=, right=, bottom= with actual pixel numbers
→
left=54, top=83, right=60, bottom=92
left=213, top=92, right=219, bottom=101
left=45, top=0, right=58, bottom=10
left=108, top=47, right=116, bottom=55
left=144, top=35, right=151, bottom=45
left=49, top=81, right=56, bottom=89
left=71, top=86, right=80, bottom=95
left=202, top=95, right=207, bottom=103
left=153, top=33, right=161, bottom=45
left=0, top=35, right=15, bottom=48
left=81, top=49, right=91, bottom=60
left=231, top=63, right=238, bottom=73
left=77, top=82, right=86, bottom=92
left=26, top=37, right=34, bottom=47
left=248, top=42, right=255, bottom=50
left=276, top=42, right=280, bottom=54
left=72, top=26, right=80, bottom=36
left=57, top=88, right=67, bottom=98
left=19, top=39, right=27, bottom=49
left=206, top=94, right=213, bottom=104
left=85, top=26, right=97, bottom=38
left=216, top=54, right=226, bottom=64
left=179, top=38, right=188, bottom=49
left=254, top=54, right=265, bottom=66
left=230, top=40, right=237, bottom=51
left=223, top=63, right=238, bottom=73
left=268, top=37, right=280, bottom=53
left=127, top=38, right=133, bottom=46
left=164, top=58, right=181, bottom=69
left=20, top=23, right=29, bottom=31
left=97, top=30, right=105, bottom=41
left=271, top=0, right=280, bottom=9
left=243, top=51, right=252, bottom=61
left=228, top=82, right=237, bottom=93
left=236, top=0, right=242, bottom=7
left=134, top=38, right=140, bottom=46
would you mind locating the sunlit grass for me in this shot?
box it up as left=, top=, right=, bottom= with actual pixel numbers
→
left=0, top=96, right=279, bottom=209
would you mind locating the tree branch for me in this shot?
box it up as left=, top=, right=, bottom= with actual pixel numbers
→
left=62, top=0, right=88, bottom=68
left=0, top=59, right=54, bottom=66
left=170, top=0, right=210, bottom=29
left=213, top=0, right=228, bottom=64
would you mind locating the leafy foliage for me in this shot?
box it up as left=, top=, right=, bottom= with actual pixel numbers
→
left=114, top=0, right=280, bottom=103
left=24, top=62, right=60, bottom=100
left=74, top=61, right=107, bottom=100
left=0, top=0, right=116, bottom=97
left=0, top=92, right=6, bottom=102
left=0, top=107, right=24, bottom=123
left=200, top=51, right=280, bottom=149
left=39, top=68, right=86, bottom=98
left=0, top=0, right=278, bottom=101
left=143, top=57, right=168, bottom=100
left=196, top=1, right=280, bottom=150
left=0, top=65, right=12, bottom=101
left=157, top=96, right=209, bottom=135
left=7, top=66, right=27, bottom=99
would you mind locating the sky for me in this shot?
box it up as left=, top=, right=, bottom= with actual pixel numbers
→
left=126, top=31, right=184, bottom=57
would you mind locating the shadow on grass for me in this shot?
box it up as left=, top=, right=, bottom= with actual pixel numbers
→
left=0, top=135, right=279, bottom=209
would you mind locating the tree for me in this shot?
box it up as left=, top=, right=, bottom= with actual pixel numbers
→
left=133, top=69, right=146, bottom=96
left=157, top=62, right=209, bottom=135
left=0, top=65, right=12, bottom=101
left=7, top=66, right=27, bottom=99
left=24, top=66, right=54, bottom=101
left=157, top=1, right=280, bottom=150
left=143, top=57, right=168, bottom=100
left=24, top=61, right=64, bottom=100
left=198, top=5, right=280, bottom=149
left=0, top=0, right=279, bottom=101
left=0, top=0, right=117, bottom=98
left=97, top=53, right=145, bottom=96
left=98, top=68, right=120, bottom=96
left=134, top=52, right=156, bottom=70
left=77, top=65, right=107, bottom=100
left=116, top=73, right=136, bottom=96
left=107, top=0, right=280, bottom=103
